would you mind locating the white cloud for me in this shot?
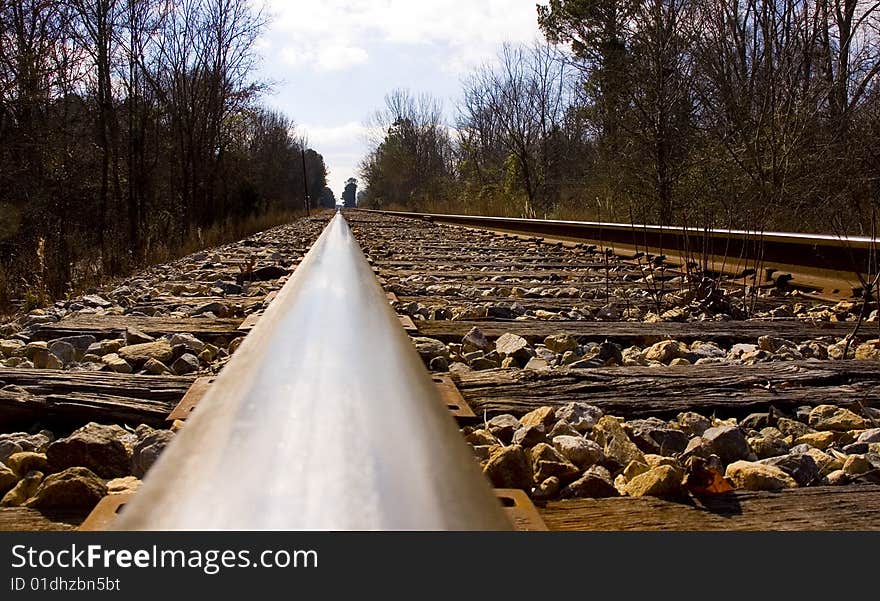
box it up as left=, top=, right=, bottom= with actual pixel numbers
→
left=263, top=0, right=540, bottom=74
left=317, top=45, right=369, bottom=71
left=253, top=35, right=273, bottom=51
left=281, top=44, right=368, bottom=72
left=299, top=122, right=371, bottom=148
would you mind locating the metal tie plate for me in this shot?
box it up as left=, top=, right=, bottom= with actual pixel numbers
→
left=494, top=489, right=548, bottom=531
left=167, top=376, right=216, bottom=422
left=78, top=493, right=133, bottom=531
left=431, top=373, right=476, bottom=420
left=398, top=314, right=417, bottom=332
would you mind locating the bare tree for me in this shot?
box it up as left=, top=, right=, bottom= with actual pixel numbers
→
left=458, top=43, right=574, bottom=217
left=360, top=89, right=455, bottom=209
left=0, top=0, right=320, bottom=309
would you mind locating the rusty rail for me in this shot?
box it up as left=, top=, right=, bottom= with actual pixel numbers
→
left=365, top=210, right=877, bottom=296
left=114, top=211, right=511, bottom=530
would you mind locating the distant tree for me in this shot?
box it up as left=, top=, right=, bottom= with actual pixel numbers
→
left=302, top=149, right=327, bottom=208
left=319, top=187, right=336, bottom=208
left=342, top=178, right=357, bottom=208
left=459, top=44, right=574, bottom=217
left=0, top=0, right=330, bottom=309
left=538, top=0, right=635, bottom=208
left=359, top=89, right=455, bottom=209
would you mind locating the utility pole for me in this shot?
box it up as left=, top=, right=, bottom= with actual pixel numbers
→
left=301, top=148, right=310, bottom=216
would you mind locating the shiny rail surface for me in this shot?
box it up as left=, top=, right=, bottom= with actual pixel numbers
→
left=366, top=210, right=876, bottom=284
left=114, top=211, right=511, bottom=530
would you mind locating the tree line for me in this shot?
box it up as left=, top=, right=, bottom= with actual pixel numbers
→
left=0, top=0, right=329, bottom=308
left=358, top=0, right=880, bottom=236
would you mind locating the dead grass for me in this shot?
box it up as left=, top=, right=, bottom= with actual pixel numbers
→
left=0, top=208, right=307, bottom=321
left=143, top=208, right=306, bottom=264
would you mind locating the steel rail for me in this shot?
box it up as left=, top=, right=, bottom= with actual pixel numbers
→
left=365, top=210, right=876, bottom=282
left=114, top=211, right=511, bottom=530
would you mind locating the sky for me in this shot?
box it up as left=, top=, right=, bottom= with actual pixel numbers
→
left=253, top=0, right=544, bottom=200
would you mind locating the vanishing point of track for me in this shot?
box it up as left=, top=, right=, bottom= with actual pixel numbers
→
left=0, top=209, right=878, bottom=531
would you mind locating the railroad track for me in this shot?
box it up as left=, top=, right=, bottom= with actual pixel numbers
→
left=368, top=209, right=880, bottom=300
left=349, top=209, right=880, bottom=530
left=0, top=209, right=878, bottom=531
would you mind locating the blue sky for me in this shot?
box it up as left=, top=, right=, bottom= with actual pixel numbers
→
left=254, top=0, right=543, bottom=199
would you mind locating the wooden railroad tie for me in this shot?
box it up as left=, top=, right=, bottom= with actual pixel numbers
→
left=30, top=315, right=245, bottom=341
left=167, top=373, right=475, bottom=423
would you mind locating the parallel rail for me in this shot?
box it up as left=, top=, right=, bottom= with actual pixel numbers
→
left=114, top=211, right=511, bottom=530
left=366, top=210, right=878, bottom=296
